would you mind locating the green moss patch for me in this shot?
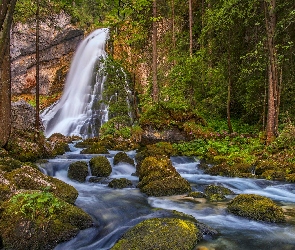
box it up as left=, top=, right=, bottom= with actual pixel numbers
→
left=111, top=218, right=200, bottom=250
left=204, top=185, right=234, bottom=201
left=113, top=152, right=134, bottom=166
left=89, top=156, right=112, bottom=177
left=67, top=161, right=89, bottom=182
left=108, top=178, right=133, bottom=189
left=227, top=194, right=285, bottom=222
left=137, top=156, right=191, bottom=196
left=6, top=165, right=78, bottom=204
left=0, top=191, right=93, bottom=250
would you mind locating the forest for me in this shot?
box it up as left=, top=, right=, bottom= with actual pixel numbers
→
left=1, top=0, right=295, bottom=249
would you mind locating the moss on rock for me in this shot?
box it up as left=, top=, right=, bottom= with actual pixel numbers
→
left=68, top=161, right=89, bottom=182
left=113, top=152, right=134, bottom=166
left=141, top=176, right=191, bottom=197
left=111, top=217, right=200, bottom=250
left=227, top=194, right=285, bottom=222
left=0, top=191, right=93, bottom=250
left=89, top=156, right=112, bottom=177
left=204, top=185, right=234, bottom=201
left=47, top=133, right=70, bottom=156
left=187, top=191, right=206, bottom=198
left=0, top=157, right=23, bottom=172
left=108, top=178, right=133, bottom=189
left=80, top=142, right=109, bottom=154
left=137, top=157, right=191, bottom=196
left=6, top=165, right=78, bottom=204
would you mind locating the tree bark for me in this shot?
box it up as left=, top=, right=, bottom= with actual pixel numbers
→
left=36, top=0, right=40, bottom=132
left=0, top=0, right=16, bottom=147
left=189, top=0, right=193, bottom=57
left=152, top=0, right=158, bottom=102
left=264, top=0, right=279, bottom=144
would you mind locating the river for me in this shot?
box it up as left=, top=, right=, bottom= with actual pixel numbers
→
left=40, top=143, right=295, bottom=250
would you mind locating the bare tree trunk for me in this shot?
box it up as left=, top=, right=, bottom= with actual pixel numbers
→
left=264, top=0, right=279, bottom=144
left=36, top=0, right=40, bottom=133
left=152, top=0, right=158, bottom=102
left=189, top=0, right=193, bottom=57
left=227, top=37, right=233, bottom=134
left=172, top=0, right=176, bottom=65
left=0, top=0, right=16, bottom=147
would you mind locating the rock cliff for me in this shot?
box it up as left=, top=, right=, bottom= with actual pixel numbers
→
left=10, top=12, right=84, bottom=95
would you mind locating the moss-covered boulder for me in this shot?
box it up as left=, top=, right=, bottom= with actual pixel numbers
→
left=0, top=191, right=93, bottom=250
left=0, top=157, right=23, bottom=172
left=137, top=156, right=191, bottom=196
left=113, top=152, right=134, bottom=166
left=227, top=194, right=285, bottom=222
left=187, top=191, right=206, bottom=198
left=80, top=142, right=109, bottom=154
left=68, top=161, right=89, bottom=182
left=0, top=170, right=17, bottom=203
left=6, top=130, right=48, bottom=162
left=204, top=185, right=234, bottom=201
left=47, top=133, right=70, bottom=156
left=111, top=217, right=200, bottom=250
left=108, top=178, right=133, bottom=189
left=89, top=156, right=112, bottom=177
left=141, top=176, right=191, bottom=197
left=6, top=165, right=78, bottom=204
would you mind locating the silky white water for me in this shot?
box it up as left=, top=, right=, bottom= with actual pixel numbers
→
left=41, top=28, right=109, bottom=138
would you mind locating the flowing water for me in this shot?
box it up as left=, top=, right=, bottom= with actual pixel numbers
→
left=41, top=28, right=109, bottom=138
left=40, top=145, right=295, bottom=250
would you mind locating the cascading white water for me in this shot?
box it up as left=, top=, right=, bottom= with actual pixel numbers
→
left=41, top=28, right=109, bottom=138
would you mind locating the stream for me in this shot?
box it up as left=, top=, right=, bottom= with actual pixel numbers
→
left=40, top=143, right=295, bottom=250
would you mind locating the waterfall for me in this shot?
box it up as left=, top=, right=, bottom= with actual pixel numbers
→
left=41, top=28, right=109, bottom=138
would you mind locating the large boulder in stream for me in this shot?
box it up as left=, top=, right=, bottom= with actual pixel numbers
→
left=89, top=156, right=112, bottom=177
left=108, top=178, right=133, bottom=189
left=113, top=152, right=134, bottom=166
left=112, top=217, right=201, bottom=250
left=68, top=161, right=89, bottom=182
left=137, top=156, right=191, bottom=196
left=0, top=190, right=93, bottom=250
left=227, top=194, right=285, bottom=223
left=5, top=165, right=78, bottom=204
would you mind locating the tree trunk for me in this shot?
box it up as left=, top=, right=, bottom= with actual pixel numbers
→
left=264, top=0, right=279, bottom=144
left=0, top=0, right=16, bottom=147
left=189, top=0, right=193, bottom=57
left=227, top=38, right=233, bottom=134
left=152, top=0, right=158, bottom=102
left=36, top=0, right=40, bottom=133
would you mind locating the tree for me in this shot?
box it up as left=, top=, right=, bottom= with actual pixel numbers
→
left=189, top=0, right=193, bottom=57
left=36, top=0, right=40, bottom=132
left=264, top=0, right=279, bottom=144
left=152, top=0, right=158, bottom=102
left=0, top=0, right=17, bottom=147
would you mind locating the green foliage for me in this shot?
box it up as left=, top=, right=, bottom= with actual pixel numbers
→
left=9, top=191, right=63, bottom=220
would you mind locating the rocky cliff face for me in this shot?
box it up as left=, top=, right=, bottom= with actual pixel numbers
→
left=10, top=12, right=84, bottom=95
